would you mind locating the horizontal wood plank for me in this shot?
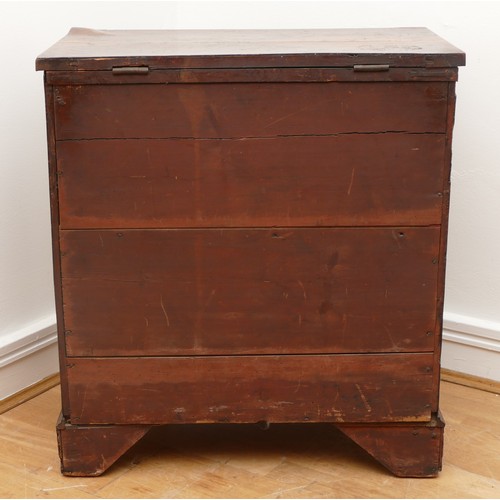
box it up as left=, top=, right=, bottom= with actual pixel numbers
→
left=45, top=67, right=459, bottom=85
left=53, top=82, right=448, bottom=140
left=57, top=134, right=445, bottom=229
left=61, top=227, right=439, bottom=356
left=66, top=353, right=435, bottom=424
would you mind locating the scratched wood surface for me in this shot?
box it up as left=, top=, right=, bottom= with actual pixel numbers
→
left=0, top=382, right=498, bottom=497
left=57, top=134, right=445, bottom=229
left=38, top=27, right=464, bottom=479
left=337, top=414, right=444, bottom=478
left=66, top=354, right=434, bottom=425
left=35, top=27, right=466, bottom=71
left=56, top=414, right=444, bottom=478
left=56, top=415, right=150, bottom=477
left=53, top=82, right=448, bottom=140
left=60, top=227, right=439, bottom=356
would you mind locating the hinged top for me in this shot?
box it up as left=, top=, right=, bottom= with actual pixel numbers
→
left=36, top=27, right=465, bottom=71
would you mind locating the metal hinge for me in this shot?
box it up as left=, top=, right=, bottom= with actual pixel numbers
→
left=112, top=66, right=150, bottom=75
left=353, top=64, right=390, bottom=72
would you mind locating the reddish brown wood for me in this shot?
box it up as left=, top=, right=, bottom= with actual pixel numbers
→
left=60, top=227, right=439, bottom=356
left=431, top=82, right=457, bottom=412
left=57, top=413, right=150, bottom=476
left=65, top=354, right=434, bottom=425
left=37, top=28, right=464, bottom=478
left=337, top=412, right=445, bottom=477
left=45, top=67, right=459, bottom=86
left=36, top=27, right=465, bottom=71
left=57, top=134, right=446, bottom=229
left=42, top=81, right=71, bottom=417
left=53, top=82, right=449, bottom=140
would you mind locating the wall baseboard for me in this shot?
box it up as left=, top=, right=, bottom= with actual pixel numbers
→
left=0, top=372, right=60, bottom=415
left=0, top=315, right=59, bottom=401
left=443, top=311, right=500, bottom=352
left=441, top=368, right=500, bottom=395
left=0, top=315, right=58, bottom=368
left=442, top=311, right=500, bottom=382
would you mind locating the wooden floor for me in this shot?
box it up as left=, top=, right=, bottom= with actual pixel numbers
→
left=0, top=382, right=498, bottom=499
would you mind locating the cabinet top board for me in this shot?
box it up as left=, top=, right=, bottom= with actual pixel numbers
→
left=36, top=27, right=465, bottom=71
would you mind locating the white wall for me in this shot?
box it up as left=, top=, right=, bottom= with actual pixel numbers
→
left=1, top=1, right=499, bottom=398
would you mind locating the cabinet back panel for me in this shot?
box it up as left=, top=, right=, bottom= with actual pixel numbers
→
left=53, top=82, right=448, bottom=140
left=61, top=227, right=439, bottom=356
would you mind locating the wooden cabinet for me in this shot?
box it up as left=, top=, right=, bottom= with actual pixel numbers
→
left=37, top=27, right=465, bottom=477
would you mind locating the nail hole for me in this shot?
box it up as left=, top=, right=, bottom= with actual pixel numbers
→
left=398, top=232, right=405, bottom=238
left=257, top=420, right=270, bottom=430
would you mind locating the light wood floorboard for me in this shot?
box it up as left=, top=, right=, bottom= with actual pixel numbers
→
left=0, top=381, right=498, bottom=498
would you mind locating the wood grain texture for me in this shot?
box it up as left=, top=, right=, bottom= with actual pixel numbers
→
left=60, top=227, right=439, bottom=356
left=441, top=368, right=500, bottom=395
left=337, top=413, right=444, bottom=477
left=53, top=82, right=449, bottom=140
left=57, top=134, right=445, bottom=229
left=45, top=67, right=459, bottom=86
left=35, top=27, right=465, bottom=71
left=65, top=354, right=434, bottom=425
left=37, top=27, right=465, bottom=480
left=0, top=382, right=498, bottom=496
left=431, top=81, right=456, bottom=411
left=57, top=409, right=444, bottom=478
left=43, top=81, right=71, bottom=417
left=57, top=413, right=150, bottom=476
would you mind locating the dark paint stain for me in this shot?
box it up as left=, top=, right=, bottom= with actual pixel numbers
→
left=327, top=251, right=339, bottom=272
left=205, top=105, right=220, bottom=133
left=319, top=301, right=334, bottom=315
